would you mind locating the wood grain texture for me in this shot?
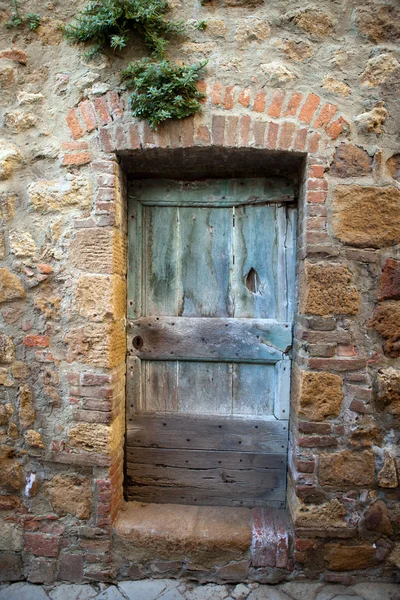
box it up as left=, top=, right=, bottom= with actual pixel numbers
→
left=129, top=178, right=294, bottom=207
left=126, top=413, right=288, bottom=454
left=128, top=317, right=291, bottom=362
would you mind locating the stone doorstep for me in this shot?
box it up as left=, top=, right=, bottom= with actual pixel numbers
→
left=113, top=502, right=292, bottom=571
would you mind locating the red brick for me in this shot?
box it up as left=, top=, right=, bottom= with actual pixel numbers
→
left=79, top=100, right=97, bottom=132
left=307, top=357, right=367, bottom=371
left=253, top=121, right=266, bottom=147
left=211, top=82, right=223, bottom=105
left=99, top=128, right=114, bottom=153
left=66, top=109, right=83, bottom=140
left=337, top=344, right=358, bottom=357
left=223, top=86, right=235, bottom=110
left=239, top=115, right=251, bottom=146
left=182, top=118, right=194, bottom=147
left=238, top=88, right=251, bottom=108
left=298, top=435, right=337, bottom=447
left=106, top=91, right=124, bottom=119
left=62, top=152, right=91, bottom=166
left=62, top=142, right=89, bottom=151
left=113, top=124, right=127, bottom=149
left=293, top=128, right=308, bottom=151
left=23, top=335, right=49, bottom=348
left=326, top=117, right=349, bottom=140
left=212, top=115, right=225, bottom=145
left=93, top=96, right=112, bottom=125
left=278, top=121, right=295, bottom=150
left=267, top=90, right=286, bottom=118
left=299, top=93, right=320, bottom=124
left=308, top=164, right=325, bottom=178
left=294, top=538, right=314, bottom=551
left=253, top=91, right=267, bottom=113
left=81, top=373, right=111, bottom=386
left=166, top=120, right=181, bottom=147
left=128, top=124, right=141, bottom=149
left=307, top=178, right=328, bottom=191
left=298, top=421, right=331, bottom=434
left=308, top=132, right=320, bottom=154
left=306, top=191, right=327, bottom=204
left=155, top=123, right=168, bottom=148
left=195, top=124, right=211, bottom=144
left=306, top=216, right=326, bottom=230
left=294, top=457, right=315, bottom=473
left=25, top=533, right=60, bottom=557
left=283, top=92, right=303, bottom=117
left=196, top=80, right=207, bottom=103
left=0, top=48, right=27, bottom=64
left=266, top=122, right=279, bottom=149
left=225, top=116, right=238, bottom=146
left=313, top=103, right=338, bottom=128
left=142, top=123, right=155, bottom=146
left=37, top=264, right=54, bottom=274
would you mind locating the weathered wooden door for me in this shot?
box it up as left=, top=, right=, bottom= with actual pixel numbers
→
left=126, top=178, right=296, bottom=508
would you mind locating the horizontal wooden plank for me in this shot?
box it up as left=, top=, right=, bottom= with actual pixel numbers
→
left=126, top=414, right=288, bottom=453
left=125, top=485, right=285, bottom=508
left=129, top=178, right=294, bottom=207
left=126, top=448, right=287, bottom=471
left=128, top=317, right=291, bottom=362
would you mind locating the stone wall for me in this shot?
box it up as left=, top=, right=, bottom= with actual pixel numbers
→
left=0, top=0, right=399, bottom=585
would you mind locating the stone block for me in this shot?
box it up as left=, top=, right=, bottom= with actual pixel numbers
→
left=364, top=500, right=393, bottom=536
left=19, top=384, right=35, bottom=429
left=324, top=542, right=376, bottom=571
left=378, top=451, right=398, bottom=488
left=378, top=258, right=400, bottom=300
left=0, top=268, right=25, bottom=304
left=74, top=275, right=126, bottom=322
left=357, top=5, right=400, bottom=42
left=0, top=521, right=23, bottom=551
left=0, top=553, right=23, bottom=582
left=67, top=423, right=110, bottom=454
left=9, top=230, right=36, bottom=257
left=298, top=370, right=343, bottom=421
left=0, top=140, right=22, bottom=180
left=354, top=103, right=388, bottom=134
left=0, top=402, right=12, bottom=426
left=301, top=262, right=359, bottom=316
left=26, top=557, right=57, bottom=583
left=70, top=228, right=126, bottom=275
left=57, top=553, right=84, bottom=582
left=24, top=430, right=45, bottom=449
left=361, top=53, right=400, bottom=87
left=376, top=367, right=400, bottom=416
left=28, top=177, right=91, bottom=213
left=333, top=185, right=400, bottom=247
left=65, top=321, right=126, bottom=368
left=330, top=144, right=372, bottom=177
left=387, top=153, right=400, bottom=182
left=4, top=111, right=37, bottom=133
left=291, top=8, right=335, bottom=39
left=46, top=474, right=92, bottom=519
left=0, top=445, right=23, bottom=492
left=319, top=450, right=375, bottom=486
left=294, top=499, right=347, bottom=529
left=370, top=301, right=400, bottom=357
left=24, top=533, right=60, bottom=557
left=0, top=333, right=14, bottom=363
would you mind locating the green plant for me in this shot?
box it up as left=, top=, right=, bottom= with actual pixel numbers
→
left=64, top=0, right=185, bottom=58
left=195, top=20, right=207, bottom=30
left=6, top=1, right=41, bottom=30
left=122, top=58, right=206, bottom=129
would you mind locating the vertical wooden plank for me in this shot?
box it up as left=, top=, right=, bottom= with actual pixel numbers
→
left=233, top=205, right=278, bottom=319
left=276, top=205, right=288, bottom=322
left=143, top=361, right=178, bottom=412
left=126, top=357, right=142, bottom=421
left=274, top=357, right=291, bottom=420
left=179, top=207, right=233, bottom=317
left=232, top=363, right=275, bottom=416
left=127, top=199, right=143, bottom=319
left=286, top=207, right=297, bottom=322
left=177, top=362, right=232, bottom=414
left=144, top=206, right=179, bottom=316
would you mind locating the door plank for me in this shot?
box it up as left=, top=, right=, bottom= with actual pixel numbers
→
left=177, top=362, right=232, bottom=414
left=143, top=361, right=178, bottom=412
left=129, top=178, right=294, bottom=207
left=127, top=200, right=143, bottom=319
left=232, top=363, right=275, bottom=416
left=233, top=205, right=279, bottom=319
left=128, top=317, right=291, bottom=362
left=274, top=358, right=291, bottom=420
left=126, top=448, right=286, bottom=470
left=126, top=357, right=142, bottom=421
left=144, top=206, right=179, bottom=316
left=179, top=207, right=233, bottom=317
left=126, top=414, right=288, bottom=453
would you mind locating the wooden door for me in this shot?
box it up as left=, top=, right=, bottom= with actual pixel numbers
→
left=126, top=178, right=296, bottom=508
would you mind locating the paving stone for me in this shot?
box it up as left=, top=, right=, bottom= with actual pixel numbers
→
left=247, top=588, right=291, bottom=600
left=333, top=596, right=363, bottom=600
left=159, top=589, right=186, bottom=600
left=118, top=579, right=175, bottom=600
left=94, top=586, right=126, bottom=600
left=0, top=582, right=49, bottom=600
left=232, top=584, right=251, bottom=599
left=280, top=582, right=325, bottom=600
left=48, top=584, right=98, bottom=600
left=350, top=583, right=400, bottom=600
left=185, top=583, right=231, bottom=600
left=316, top=587, right=357, bottom=600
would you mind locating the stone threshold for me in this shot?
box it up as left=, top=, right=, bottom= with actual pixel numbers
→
left=113, top=502, right=292, bottom=574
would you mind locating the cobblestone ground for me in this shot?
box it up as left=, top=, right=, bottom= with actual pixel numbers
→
left=0, top=580, right=399, bottom=600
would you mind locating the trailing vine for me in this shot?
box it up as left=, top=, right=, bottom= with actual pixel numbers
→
left=64, top=0, right=206, bottom=128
